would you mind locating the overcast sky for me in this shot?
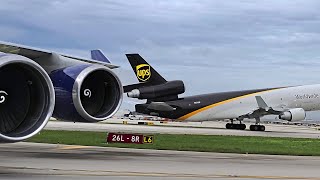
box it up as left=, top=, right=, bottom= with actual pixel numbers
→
left=1, top=0, right=320, bottom=119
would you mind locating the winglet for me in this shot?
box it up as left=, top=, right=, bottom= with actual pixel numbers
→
left=255, top=96, right=268, bottom=109
left=90, top=49, right=111, bottom=63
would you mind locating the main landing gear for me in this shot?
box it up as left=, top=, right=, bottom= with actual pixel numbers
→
left=226, top=123, right=246, bottom=130
left=225, top=119, right=246, bottom=130
left=225, top=118, right=266, bottom=131
left=249, top=125, right=265, bottom=131
left=249, top=117, right=265, bottom=131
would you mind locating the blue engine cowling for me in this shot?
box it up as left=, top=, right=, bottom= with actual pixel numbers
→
left=50, top=64, right=123, bottom=122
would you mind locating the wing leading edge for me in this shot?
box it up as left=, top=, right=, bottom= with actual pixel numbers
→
left=0, top=41, right=119, bottom=69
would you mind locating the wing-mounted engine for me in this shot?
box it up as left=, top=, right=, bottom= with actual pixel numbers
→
left=127, top=80, right=185, bottom=101
left=278, top=108, right=306, bottom=121
left=0, top=54, right=55, bottom=142
left=243, top=96, right=306, bottom=122
left=50, top=64, right=123, bottom=122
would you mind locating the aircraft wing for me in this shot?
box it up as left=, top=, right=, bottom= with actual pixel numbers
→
left=0, top=41, right=119, bottom=69
left=238, top=96, right=287, bottom=120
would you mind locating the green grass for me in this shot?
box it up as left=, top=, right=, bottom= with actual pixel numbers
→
left=27, top=130, right=320, bottom=156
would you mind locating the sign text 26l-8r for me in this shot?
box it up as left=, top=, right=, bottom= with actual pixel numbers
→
left=107, top=133, right=153, bottom=144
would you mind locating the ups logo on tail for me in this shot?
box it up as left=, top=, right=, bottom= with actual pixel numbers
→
left=136, top=64, right=151, bottom=81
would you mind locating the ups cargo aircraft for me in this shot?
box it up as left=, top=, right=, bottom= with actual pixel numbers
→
left=121, top=54, right=317, bottom=131
left=0, top=41, right=123, bottom=143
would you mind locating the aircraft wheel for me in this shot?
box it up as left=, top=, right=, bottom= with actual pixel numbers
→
left=250, top=125, right=258, bottom=131
left=259, top=125, right=265, bottom=131
left=249, top=125, right=254, bottom=131
left=240, top=124, right=246, bottom=130
left=226, top=123, right=231, bottom=129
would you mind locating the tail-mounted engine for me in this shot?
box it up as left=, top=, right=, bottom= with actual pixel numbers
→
left=127, top=80, right=185, bottom=101
left=50, top=64, right=123, bottom=122
left=0, top=54, right=55, bottom=142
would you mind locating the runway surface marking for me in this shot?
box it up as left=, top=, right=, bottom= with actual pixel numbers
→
left=56, top=145, right=90, bottom=150
left=1, top=166, right=320, bottom=179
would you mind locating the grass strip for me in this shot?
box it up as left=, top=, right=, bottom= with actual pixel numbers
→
left=28, top=130, right=320, bottom=156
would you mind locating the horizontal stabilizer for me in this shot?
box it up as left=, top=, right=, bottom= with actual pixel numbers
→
left=123, top=82, right=152, bottom=93
left=147, top=102, right=175, bottom=112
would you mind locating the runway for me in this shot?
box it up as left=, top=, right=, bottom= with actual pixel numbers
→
left=1, top=142, right=320, bottom=180
left=45, top=119, right=320, bottom=139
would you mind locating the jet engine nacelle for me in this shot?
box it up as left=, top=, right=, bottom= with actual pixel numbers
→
left=0, top=54, right=55, bottom=142
left=50, top=64, right=123, bottom=122
left=127, top=80, right=185, bottom=99
left=278, top=108, right=306, bottom=121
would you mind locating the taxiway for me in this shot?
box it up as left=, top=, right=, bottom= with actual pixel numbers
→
left=1, top=142, right=320, bottom=180
left=45, top=119, right=320, bottom=138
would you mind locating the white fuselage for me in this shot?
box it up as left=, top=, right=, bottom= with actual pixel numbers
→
left=184, top=84, right=320, bottom=121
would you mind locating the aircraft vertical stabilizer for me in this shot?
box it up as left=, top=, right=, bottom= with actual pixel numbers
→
left=90, top=50, right=111, bottom=63
left=126, top=54, right=167, bottom=85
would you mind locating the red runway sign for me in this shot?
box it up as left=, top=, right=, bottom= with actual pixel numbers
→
left=107, top=133, right=154, bottom=144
